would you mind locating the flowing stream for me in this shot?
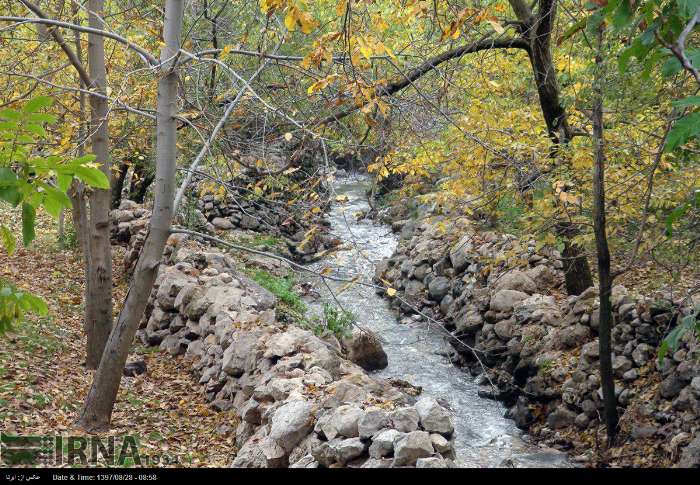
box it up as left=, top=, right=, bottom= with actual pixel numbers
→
left=307, top=174, right=570, bottom=468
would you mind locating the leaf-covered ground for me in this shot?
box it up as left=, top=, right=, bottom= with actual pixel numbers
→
left=0, top=207, right=239, bottom=467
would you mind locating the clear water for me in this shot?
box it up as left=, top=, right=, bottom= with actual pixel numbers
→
left=307, top=174, right=570, bottom=468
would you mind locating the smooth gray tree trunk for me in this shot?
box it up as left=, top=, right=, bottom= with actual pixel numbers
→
left=77, top=0, right=184, bottom=432
left=84, top=0, right=114, bottom=369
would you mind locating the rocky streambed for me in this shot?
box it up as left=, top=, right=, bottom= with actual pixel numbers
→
left=306, top=175, right=570, bottom=467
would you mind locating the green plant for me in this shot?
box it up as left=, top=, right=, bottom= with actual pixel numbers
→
left=57, top=220, right=80, bottom=251
left=658, top=304, right=700, bottom=364
left=309, top=303, right=355, bottom=339
left=538, top=358, right=554, bottom=375
left=179, top=196, right=207, bottom=233
left=0, top=97, right=110, bottom=331
left=247, top=268, right=306, bottom=314
left=0, top=278, right=48, bottom=334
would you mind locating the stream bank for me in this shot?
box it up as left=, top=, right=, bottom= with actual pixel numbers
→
left=305, top=175, right=570, bottom=467
left=372, top=179, right=700, bottom=468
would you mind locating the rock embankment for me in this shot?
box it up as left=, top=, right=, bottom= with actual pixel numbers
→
left=375, top=216, right=699, bottom=467
left=120, top=223, right=457, bottom=468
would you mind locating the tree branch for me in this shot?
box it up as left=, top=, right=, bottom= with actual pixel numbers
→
left=18, top=0, right=92, bottom=87
left=315, top=37, right=530, bottom=127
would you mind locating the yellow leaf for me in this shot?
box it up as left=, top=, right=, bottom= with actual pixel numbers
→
left=284, top=9, right=297, bottom=32
left=284, top=132, right=293, bottom=141
left=386, top=287, right=397, bottom=297
left=487, top=20, right=505, bottom=34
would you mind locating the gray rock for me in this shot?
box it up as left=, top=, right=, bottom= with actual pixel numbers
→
left=490, top=290, right=529, bottom=313
left=361, top=458, right=393, bottom=468
left=631, top=426, right=657, bottom=440
left=690, top=376, right=700, bottom=398
left=632, top=343, right=653, bottom=367
left=546, top=406, right=576, bottom=429
left=159, top=334, right=185, bottom=356
left=415, top=397, right=454, bottom=436
left=416, top=457, right=449, bottom=468
left=321, top=404, right=363, bottom=439
left=269, top=400, right=315, bottom=453
left=623, top=368, right=639, bottom=382
left=429, top=433, right=451, bottom=454
left=525, top=265, right=559, bottom=289
left=264, top=329, right=306, bottom=358
left=574, top=413, right=590, bottom=429
left=612, top=355, right=633, bottom=377
left=212, top=217, right=234, bottom=230
left=368, top=429, right=404, bottom=458
left=358, top=408, right=390, bottom=439
left=389, top=407, right=420, bottom=432
left=335, top=437, right=366, bottom=465
left=660, top=372, right=689, bottom=399
left=342, top=330, right=388, bottom=371
left=679, top=435, right=700, bottom=468
left=449, top=235, right=473, bottom=273
left=428, top=277, right=451, bottom=301
left=494, top=270, right=537, bottom=295
left=260, top=437, right=287, bottom=468
left=289, top=455, right=319, bottom=468
left=393, top=431, right=434, bottom=466
left=222, top=331, right=259, bottom=377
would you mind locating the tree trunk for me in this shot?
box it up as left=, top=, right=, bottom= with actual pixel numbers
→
left=591, top=25, right=619, bottom=445
left=112, top=162, right=129, bottom=209
left=76, top=0, right=184, bottom=432
left=509, top=0, right=593, bottom=294
left=556, top=221, right=594, bottom=295
left=84, top=0, right=114, bottom=369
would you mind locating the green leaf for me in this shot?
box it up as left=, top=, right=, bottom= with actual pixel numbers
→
left=19, top=292, right=48, bottom=315
left=612, top=0, right=633, bottom=29
left=665, top=202, right=688, bottom=237
left=24, top=113, right=57, bottom=124
left=56, top=173, right=73, bottom=192
left=665, top=112, right=700, bottom=152
left=661, top=56, right=683, bottom=78
left=42, top=186, right=71, bottom=219
left=0, top=225, right=16, bottom=255
left=21, top=202, right=36, bottom=247
left=24, top=123, right=46, bottom=137
left=0, top=109, right=21, bottom=121
left=672, top=96, right=700, bottom=108
left=23, top=96, right=53, bottom=113
left=73, top=166, right=110, bottom=189
left=678, top=0, right=700, bottom=17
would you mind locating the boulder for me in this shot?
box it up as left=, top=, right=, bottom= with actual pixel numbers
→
left=414, top=397, right=454, bottom=436
left=393, top=431, right=434, bottom=466
left=428, top=277, right=451, bottom=301
left=389, top=407, right=420, bottom=432
left=321, top=404, right=363, bottom=439
left=212, top=217, right=234, bottom=230
left=269, top=400, right=315, bottom=453
left=490, top=290, right=529, bottom=313
left=546, top=406, right=576, bottom=429
left=368, top=429, right=404, bottom=458
left=342, top=330, right=388, bottom=371
left=449, top=235, right=473, bottom=273
left=334, top=437, right=366, bottom=465
left=494, top=271, right=537, bottom=294
left=358, top=408, right=390, bottom=439
left=416, top=457, right=449, bottom=468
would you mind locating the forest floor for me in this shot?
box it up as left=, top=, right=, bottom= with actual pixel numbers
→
left=0, top=207, right=239, bottom=467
